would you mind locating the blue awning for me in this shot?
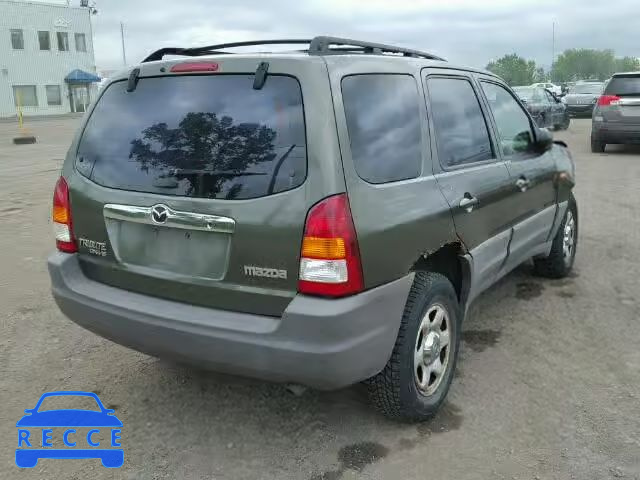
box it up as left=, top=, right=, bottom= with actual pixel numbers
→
left=65, top=69, right=101, bottom=84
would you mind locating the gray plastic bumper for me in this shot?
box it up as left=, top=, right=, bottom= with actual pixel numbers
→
left=48, top=253, right=412, bottom=390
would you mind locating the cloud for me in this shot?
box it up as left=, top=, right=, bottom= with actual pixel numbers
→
left=90, top=0, right=638, bottom=71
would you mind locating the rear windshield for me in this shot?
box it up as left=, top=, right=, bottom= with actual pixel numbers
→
left=77, top=75, right=307, bottom=200
left=605, top=75, right=640, bottom=96
left=571, top=83, right=604, bottom=94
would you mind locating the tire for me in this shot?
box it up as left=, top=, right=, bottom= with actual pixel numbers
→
left=533, top=195, right=578, bottom=278
left=555, top=116, right=570, bottom=131
left=591, top=138, right=605, bottom=153
left=367, top=272, right=461, bottom=421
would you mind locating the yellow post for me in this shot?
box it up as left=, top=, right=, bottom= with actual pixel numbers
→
left=16, top=90, right=24, bottom=131
left=12, top=90, right=36, bottom=144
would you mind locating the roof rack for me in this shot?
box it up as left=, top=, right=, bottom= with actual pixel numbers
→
left=142, top=36, right=445, bottom=63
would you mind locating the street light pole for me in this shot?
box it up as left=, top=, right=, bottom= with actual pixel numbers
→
left=551, top=22, right=555, bottom=81
left=120, top=22, right=127, bottom=67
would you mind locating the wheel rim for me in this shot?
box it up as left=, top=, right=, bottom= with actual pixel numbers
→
left=414, top=304, right=451, bottom=396
left=562, top=210, right=576, bottom=266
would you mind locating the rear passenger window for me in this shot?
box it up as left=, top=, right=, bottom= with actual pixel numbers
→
left=480, top=82, right=534, bottom=157
left=427, top=77, right=493, bottom=168
left=342, top=75, right=421, bottom=183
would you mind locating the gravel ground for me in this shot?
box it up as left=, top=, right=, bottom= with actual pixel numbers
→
left=0, top=117, right=638, bottom=480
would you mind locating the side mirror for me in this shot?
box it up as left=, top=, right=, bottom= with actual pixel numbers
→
left=534, top=128, right=553, bottom=153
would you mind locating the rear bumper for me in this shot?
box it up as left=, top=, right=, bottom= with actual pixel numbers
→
left=566, top=104, right=594, bottom=115
left=48, top=253, right=412, bottom=390
left=592, top=122, right=640, bottom=144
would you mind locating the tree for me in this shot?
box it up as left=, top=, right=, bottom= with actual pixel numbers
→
left=615, top=56, right=640, bottom=73
left=486, top=54, right=537, bottom=86
left=129, top=112, right=277, bottom=199
left=551, top=49, right=617, bottom=82
left=535, top=67, right=548, bottom=83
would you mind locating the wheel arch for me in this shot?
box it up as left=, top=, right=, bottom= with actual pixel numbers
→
left=409, top=242, right=472, bottom=309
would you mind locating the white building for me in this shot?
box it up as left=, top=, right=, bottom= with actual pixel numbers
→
left=0, top=0, right=99, bottom=117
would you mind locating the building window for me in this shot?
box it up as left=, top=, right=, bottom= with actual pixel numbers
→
left=75, top=33, right=87, bottom=52
left=57, top=32, right=69, bottom=51
left=38, top=31, right=50, bottom=50
left=46, top=85, right=62, bottom=106
left=11, top=29, right=24, bottom=49
left=13, top=85, right=38, bottom=107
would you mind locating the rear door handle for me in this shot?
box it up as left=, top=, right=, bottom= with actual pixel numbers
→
left=459, top=194, right=479, bottom=213
left=515, top=177, right=531, bottom=192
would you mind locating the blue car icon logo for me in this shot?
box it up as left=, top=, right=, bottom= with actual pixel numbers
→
left=16, top=391, right=123, bottom=468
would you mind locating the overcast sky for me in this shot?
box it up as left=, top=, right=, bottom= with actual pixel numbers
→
left=74, top=0, right=638, bottom=71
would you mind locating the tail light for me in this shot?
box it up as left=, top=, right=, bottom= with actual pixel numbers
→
left=298, top=194, right=364, bottom=297
left=52, top=176, right=77, bottom=253
left=597, top=95, right=621, bottom=106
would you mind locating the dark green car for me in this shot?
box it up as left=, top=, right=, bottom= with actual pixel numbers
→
left=48, top=37, right=577, bottom=420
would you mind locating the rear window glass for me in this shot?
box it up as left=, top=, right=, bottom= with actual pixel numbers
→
left=341, top=74, right=422, bottom=184
left=427, top=77, right=493, bottom=168
left=605, top=75, right=640, bottom=96
left=77, top=75, right=306, bottom=200
left=571, top=83, right=604, bottom=94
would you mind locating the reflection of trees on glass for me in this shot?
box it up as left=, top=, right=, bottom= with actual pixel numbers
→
left=129, top=112, right=277, bottom=198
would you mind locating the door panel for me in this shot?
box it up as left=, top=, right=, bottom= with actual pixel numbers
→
left=478, top=80, right=558, bottom=274
left=435, top=163, right=514, bottom=298
left=424, top=72, right=517, bottom=296
left=545, top=90, right=564, bottom=125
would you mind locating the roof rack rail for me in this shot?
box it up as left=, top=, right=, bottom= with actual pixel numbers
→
left=309, top=36, right=445, bottom=61
left=142, top=36, right=445, bottom=63
left=142, top=40, right=312, bottom=62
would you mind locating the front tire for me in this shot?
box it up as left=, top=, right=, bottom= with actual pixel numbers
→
left=534, top=196, right=578, bottom=278
left=367, top=272, right=461, bottom=421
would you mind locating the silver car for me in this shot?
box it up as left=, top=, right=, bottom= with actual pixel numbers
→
left=592, top=73, right=640, bottom=152
left=564, top=82, right=604, bottom=117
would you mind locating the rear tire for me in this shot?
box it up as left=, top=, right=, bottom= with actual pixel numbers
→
left=591, top=138, right=605, bottom=153
left=533, top=195, right=578, bottom=279
left=555, top=116, right=570, bottom=131
left=367, top=272, right=461, bottom=421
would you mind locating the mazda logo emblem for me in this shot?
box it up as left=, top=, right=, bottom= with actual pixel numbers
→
left=150, top=205, right=169, bottom=224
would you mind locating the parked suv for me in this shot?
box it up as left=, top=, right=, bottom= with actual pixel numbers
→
left=592, top=72, right=640, bottom=152
left=48, top=37, right=578, bottom=420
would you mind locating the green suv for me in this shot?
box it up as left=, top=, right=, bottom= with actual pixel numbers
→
left=48, top=37, right=578, bottom=420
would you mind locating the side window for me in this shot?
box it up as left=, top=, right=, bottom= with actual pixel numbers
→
left=531, top=89, right=543, bottom=103
left=544, top=90, right=556, bottom=104
left=426, top=77, right=493, bottom=168
left=480, top=82, right=534, bottom=157
left=341, top=74, right=422, bottom=184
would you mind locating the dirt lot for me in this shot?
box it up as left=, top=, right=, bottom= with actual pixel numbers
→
left=1, top=117, right=638, bottom=480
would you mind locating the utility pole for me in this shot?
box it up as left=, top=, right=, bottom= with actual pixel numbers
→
left=120, top=22, right=127, bottom=66
left=551, top=22, right=555, bottom=81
